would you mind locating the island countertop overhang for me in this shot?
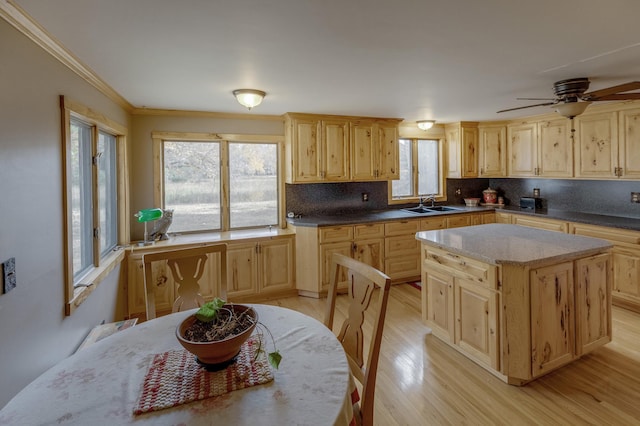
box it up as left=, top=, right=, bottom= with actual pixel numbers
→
left=416, top=223, right=612, bottom=266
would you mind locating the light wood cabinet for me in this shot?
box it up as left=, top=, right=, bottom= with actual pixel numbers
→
left=570, top=222, right=640, bottom=313
left=446, top=213, right=473, bottom=228
left=227, top=237, right=295, bottom=301
left=384, top=219, right=421, bottom=282
left=618, top=108, right=640, bottom=178
left=511, top=215, right=568, bottom=233
left=127, top=245, right=223, bottom=320
left=446, top=122, right=479, bottom=178
left=350, top=119, right=400, bottom=181
left=574, top=111, right=619, bottom=178
left=421, top=238, right=611, bottom=384
left=508, top=118, right=572, bottom=177
left=478, top=124, right=507, bottom=177
left=284, top=114, right=350, bottom=183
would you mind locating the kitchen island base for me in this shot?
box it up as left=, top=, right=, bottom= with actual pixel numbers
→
left=418, top=224, right=612, bottom=385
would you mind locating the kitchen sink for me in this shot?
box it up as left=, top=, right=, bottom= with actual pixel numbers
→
left=402, top=206, right=461, bottom=214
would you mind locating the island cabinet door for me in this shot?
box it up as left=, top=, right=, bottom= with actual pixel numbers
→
left=575, top=253, right=611, bottom=355
left=424, top=268, right=455, bottom=343
left=530, top=262, right=575, bottom=378
left=454, top=279, right=499, bottom=370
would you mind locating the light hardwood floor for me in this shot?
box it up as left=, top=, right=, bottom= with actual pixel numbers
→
left=263, top=283, right=640, bottom=425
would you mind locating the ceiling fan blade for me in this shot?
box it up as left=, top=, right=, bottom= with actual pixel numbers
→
left=516, top=97, right=556, bottom=101
left=496, top=102, right=557, bottom=113
left=590, top=93, right=640, bottom=101
left=583, top=81, right=640, bottom=100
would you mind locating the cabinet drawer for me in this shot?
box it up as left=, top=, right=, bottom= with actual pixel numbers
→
left=512, top=215, right=568, bottom=233
left=421, top=217, right=447, bottom=231
left=495, top=212, right=512, bottom=224
left=385, top=219, right=420, bottom=236
left=424, top=246, right=497, bottom=289
left=354, top=223, right=385, bottom=239
left=571, top=223, right=640, bottom=245
left=385, top=255, right=421, bottom=280
left=319, top=226, right=354, bottom=243
left=385, top=234, right=420, bottom=257
left=446, top=214, right=472, bottom=229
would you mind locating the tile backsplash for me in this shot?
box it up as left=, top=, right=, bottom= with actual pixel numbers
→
left=286, top=178, right=640, bottom=219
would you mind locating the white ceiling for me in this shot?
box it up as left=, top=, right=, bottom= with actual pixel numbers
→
left=12, top=0, right=640, bottom=122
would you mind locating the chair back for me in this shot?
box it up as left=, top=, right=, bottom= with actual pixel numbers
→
left=142, top=244, right=227, bottom=320
left=324, top=253, right=391, bottom=426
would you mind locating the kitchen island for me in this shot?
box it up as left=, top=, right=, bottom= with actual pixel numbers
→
left=417, top=223, right=612, bottom=385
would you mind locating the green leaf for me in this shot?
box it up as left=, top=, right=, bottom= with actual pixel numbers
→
left=195, top=297, right=225, bottom=322
left=268, top=351, right=282, bottom=369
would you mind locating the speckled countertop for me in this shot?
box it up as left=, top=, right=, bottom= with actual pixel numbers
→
left=416, top=223, right=612, bottom=266
left=287, top=204, right=640, bottom=232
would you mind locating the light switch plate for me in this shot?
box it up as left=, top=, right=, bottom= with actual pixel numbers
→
left=3, top=257, right=16, bottom=293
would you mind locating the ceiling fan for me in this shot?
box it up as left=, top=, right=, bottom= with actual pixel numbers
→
left=497, top=77, right=640, bottom=118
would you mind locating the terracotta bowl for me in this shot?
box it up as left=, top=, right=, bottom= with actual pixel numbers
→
left=176, top=304, right=258, bottom=365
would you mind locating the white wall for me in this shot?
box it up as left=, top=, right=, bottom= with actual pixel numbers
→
left=0, top=19, right=130, bottom=407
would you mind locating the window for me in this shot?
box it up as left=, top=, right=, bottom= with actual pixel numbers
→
left=61, top=96, right=127, bottom=315
left=390, top=138, right=443, bottom=201
left=154, top=133, right=281, bottom=233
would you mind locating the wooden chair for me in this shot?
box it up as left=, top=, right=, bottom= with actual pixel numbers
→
left=324, top=253, right=391, bottom=426
left=142, top=244, right=227, bottom=321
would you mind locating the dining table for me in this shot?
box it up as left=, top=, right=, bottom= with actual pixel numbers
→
left=0, top=304, right=355, bottom=425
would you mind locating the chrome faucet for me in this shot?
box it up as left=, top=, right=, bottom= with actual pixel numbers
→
left=419, top=194, right=436, bottom=207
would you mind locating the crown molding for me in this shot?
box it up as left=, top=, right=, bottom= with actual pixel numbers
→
left=0, top=0, right=133, bottom=111
left=131, top=107, right=283, bottom=121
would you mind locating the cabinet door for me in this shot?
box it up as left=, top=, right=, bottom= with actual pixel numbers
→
left=445, top=125, right=461, bottom=178
left=446, top=214, right=472, bottom=229
left=353, top=238, right=384, bottom=271
left=530, top=262, right=575, bottom=377
left=259, top=239, right=294, bottom=293
left=127, top=256, right=147, bottom=318
left=461, top=126, right=479, bottom=178
left=495, top=212, right=512, bottom=224
left=321, top=119, right=350, bottom=181
left=421, top=216, right=447, bottom=231
left=454, top=278, right=499, bottom=369
left=227, top=243, right=258, bottom=299
left=350, top=120, right=376, bottom=180
left=508, top=122, right=538, bottom=176
left=575, top=253, right=611, bottom=355
left=290, top=117, right=322, bottom=182
left=619, top=108, right=640, bottom=178
left=612, top=245, right=640, bottom=307
left=377, top=122, right=399, bottom=179
left=320, top=241, right=353, bottom=291
left=538, top=119, right=573, bottom=177
left=478, top=125, right=506, bottom=177
left=384, top=234, right=421, bottom=280
left=424, top=268, right=455, bottom=342
left=574, top=111, right=618, bottom=178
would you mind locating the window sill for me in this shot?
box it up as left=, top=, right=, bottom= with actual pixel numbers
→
left=66, top=247, right=125, bottom=316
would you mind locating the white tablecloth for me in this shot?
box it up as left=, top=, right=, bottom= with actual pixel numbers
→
left=0, top=305, right=354, bottom=425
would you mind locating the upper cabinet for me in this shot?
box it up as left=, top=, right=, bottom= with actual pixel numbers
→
left=574, top=107, right=640, bottom=179
left=351, top=119, right=399, bottom=181
left=478, top=123, right=507, bottom=177
left=284, top=113, right=400, bottom=183
left=574, top=111, right=618, bottom=178
left=507, top=118, right=572, bottom=177
left=446, top=122, right=478, bottom=178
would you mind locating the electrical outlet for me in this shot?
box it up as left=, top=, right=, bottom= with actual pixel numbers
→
left=2, top=257, right=16, bottom=293
left=362, top=193, right=369, bottom=202
left=631, top=192, right=640, bottom=203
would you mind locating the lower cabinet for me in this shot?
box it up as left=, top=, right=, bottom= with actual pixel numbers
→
left=126, top=235, right=296, bottom=320
left=422, top=243, right=611, bottom=384
left=226, top=238, right=295, bottom=302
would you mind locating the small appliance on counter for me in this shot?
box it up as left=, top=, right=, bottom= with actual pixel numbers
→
left=519, top=197, right=543, bottom=210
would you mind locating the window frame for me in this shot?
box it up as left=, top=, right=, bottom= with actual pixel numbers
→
left=151, top=132, right=285, bottom=233
left=388, top=137, right=446, bottom=205
left=61, top=96, right=129, bottom=315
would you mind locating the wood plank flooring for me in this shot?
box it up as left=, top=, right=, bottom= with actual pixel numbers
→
left=263, top=283, right=640, bottom=425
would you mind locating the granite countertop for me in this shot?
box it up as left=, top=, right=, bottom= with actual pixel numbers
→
left=416, top=223, right=613, bottom=266
left=286, top=204, right=640, bottom=232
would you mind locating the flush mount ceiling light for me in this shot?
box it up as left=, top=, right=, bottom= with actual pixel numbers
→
left=233, top=89, right=266, bottom=110
left=417, top=120, right=436, bottom=131
left=554, top=101, right=591, bottom=119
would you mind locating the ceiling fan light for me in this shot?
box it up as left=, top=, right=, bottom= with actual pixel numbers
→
left=417, top=120, right=436, bottom=131
left=554, top=101, right=591, bottom=118
left=233, top=89, right=266, bottom=110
